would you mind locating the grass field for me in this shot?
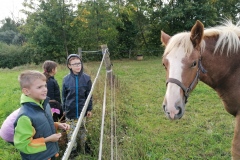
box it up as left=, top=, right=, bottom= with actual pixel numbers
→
left=0, top=57, right=234, bottom=159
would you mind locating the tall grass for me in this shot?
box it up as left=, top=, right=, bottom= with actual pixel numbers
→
left=0, top=57, right=233, bottom=159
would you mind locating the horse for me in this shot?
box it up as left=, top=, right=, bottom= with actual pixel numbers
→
left=161, top=20, right=240, bottom=159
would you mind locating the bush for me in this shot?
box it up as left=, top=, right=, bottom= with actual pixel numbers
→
left=0, top=42, right=31, bottom=69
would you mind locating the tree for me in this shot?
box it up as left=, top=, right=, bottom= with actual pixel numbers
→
left=116, top=7, right=138, bottom=58
left=71, top=0, right=119, bottom=58
left=212, top=0, right=240, bottom=22
left=21, top=0, right=75, bottom=62
left=0, top=18, right=24, bottom=45
left=0, top=18, right=18, bottom=32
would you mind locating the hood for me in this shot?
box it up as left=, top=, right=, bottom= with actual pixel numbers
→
left=20, top=94, right=44, bottom=109
left=67, top=54, right=84, bottom=75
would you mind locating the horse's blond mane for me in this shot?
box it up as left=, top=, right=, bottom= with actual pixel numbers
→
left=164, top=20, right=240, bottom=56
left=163, top=32, right=205, bottom=57
left=204, top=20, right=240, bottom=55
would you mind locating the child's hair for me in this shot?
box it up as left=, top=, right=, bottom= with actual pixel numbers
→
left=68, top=57, right=80, bottom=64
left=42, top=60, right=57, bottom=80
left=18, top=70, right=46, bottom=89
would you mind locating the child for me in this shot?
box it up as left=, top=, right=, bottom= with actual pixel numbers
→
left=14, top=70, right=70, bottom=160
left=62, top=54, right=93, bottom=155
left=43, top=60, right=64, bottom=122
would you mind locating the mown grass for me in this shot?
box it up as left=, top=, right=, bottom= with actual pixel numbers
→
left=0, top=57, right=233, bottom=159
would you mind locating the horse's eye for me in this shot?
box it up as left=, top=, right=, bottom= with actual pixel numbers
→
left=191, top=61, right=197, bottom=67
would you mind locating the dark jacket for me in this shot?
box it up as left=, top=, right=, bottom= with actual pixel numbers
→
left=47, top=76, right=61, bottom=103
left=14, top=97, right=59, bottom=160
left=62, top=63, right=92, bottom=119
left=47, top=76, right=64, bottom=121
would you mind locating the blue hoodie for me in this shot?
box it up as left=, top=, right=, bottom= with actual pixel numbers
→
left=62, top=56, right=93, bottom=119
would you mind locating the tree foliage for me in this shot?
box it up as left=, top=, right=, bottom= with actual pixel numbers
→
left=20, top=0, right=75, bottom=62
left=70, top=0, right=120, bottom=59
left=0, top=18, right=24, bottom=45
left=116, top=6, right=138, bottom=58
left=0, top=0, right=240, bottom=67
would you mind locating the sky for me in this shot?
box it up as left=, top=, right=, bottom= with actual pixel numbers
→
left=0, top=0, right=81, bottom=24
left=0, top=0, right=25, bottom=21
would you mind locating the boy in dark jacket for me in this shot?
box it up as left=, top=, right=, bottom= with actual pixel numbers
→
left=62, top=54, right=93, bottom=155
left=14, top=70, right=70, bottom=160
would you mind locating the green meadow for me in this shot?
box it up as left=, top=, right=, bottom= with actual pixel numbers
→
left=0, top=57, right=233, bottom=159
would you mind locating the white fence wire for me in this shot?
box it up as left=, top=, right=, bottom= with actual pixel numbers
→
left=61, top=50, right=107, bottom=160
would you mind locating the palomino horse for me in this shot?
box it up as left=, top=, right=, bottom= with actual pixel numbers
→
left=161, top=20, right=240, bottom=159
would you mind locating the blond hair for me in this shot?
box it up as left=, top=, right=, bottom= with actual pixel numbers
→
left=18, top=70, right=46, bottom=89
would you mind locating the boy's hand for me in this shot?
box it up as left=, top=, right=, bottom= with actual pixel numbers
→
left=58, top=123, right=70, bottom=130
left=87, top=111, right=92, bottom=117
left=45, top=133, right=62, bottom=142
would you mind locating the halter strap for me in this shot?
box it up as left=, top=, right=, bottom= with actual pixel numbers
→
left=166, top=58, right=207, bottom=103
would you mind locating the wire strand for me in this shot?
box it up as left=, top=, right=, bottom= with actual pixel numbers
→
left=98, top=72, right=108, bottom=160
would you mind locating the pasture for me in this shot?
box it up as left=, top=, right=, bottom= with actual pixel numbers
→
left=0, top=57, right=233, bottom=159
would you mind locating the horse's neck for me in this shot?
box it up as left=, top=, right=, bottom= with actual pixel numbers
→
left=199, top=41, right=240, bottom=88
left=199, top=49, right=240, bottom=116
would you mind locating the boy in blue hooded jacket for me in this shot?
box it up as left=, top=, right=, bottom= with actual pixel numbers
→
left=62, top=54, right=93, bottom=155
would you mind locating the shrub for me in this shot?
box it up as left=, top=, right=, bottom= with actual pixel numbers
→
left=0, top=42, right=31, bottom=69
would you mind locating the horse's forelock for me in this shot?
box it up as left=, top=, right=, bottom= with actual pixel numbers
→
left=164, top=32, right=195, bottom=57
left=164, top=20, right=240, bottom=57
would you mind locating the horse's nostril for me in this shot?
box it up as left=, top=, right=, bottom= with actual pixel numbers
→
left=162, top=105, right=170, bottom=115
left=176, top=106, right=182, bottom=115
left=175, top=106, right=183, bottom=119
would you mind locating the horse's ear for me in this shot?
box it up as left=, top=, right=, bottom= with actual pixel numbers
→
left=190, top=20, right=204, bottom=48
left=161, top=31, right=171, bottom=46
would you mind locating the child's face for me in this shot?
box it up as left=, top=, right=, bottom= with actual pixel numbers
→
left=68, top=59, right=82, bottom=74
left=23, top=79, right=47, bottom=103
left=51, top=67, right=57, bottom=76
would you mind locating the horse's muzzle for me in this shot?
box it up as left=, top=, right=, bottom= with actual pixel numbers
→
left=163, top=104, right=184, bottom=120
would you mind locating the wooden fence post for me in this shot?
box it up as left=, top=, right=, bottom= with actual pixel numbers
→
left=78, top=47, right=82, bottom=59
left=101, top=44, right=115, bottom=86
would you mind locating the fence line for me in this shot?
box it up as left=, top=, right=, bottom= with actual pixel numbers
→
left=78, top=47, right=102, bottom=59
left=111, top=66, right=114, bottom=160
left=99, top=44, right=118, bottom=160
left=62, top=45, right=117, bottom=159
left=110, top=66, right=118, bottom=160
left=98, top=72, right=108, bottom=160
left=61, top=48, right=107, bottom=160
left=113, top=70, right=118, bottom=159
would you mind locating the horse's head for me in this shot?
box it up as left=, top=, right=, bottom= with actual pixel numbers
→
left=161, top=20, right=205, bottom=120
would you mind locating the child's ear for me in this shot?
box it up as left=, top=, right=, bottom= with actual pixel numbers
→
left=22, top=88, right=30, bottom=95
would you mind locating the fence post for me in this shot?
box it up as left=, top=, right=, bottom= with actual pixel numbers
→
left=101, top=44, right=115, bottom=86
left=78, top=47, right=82, bottom=59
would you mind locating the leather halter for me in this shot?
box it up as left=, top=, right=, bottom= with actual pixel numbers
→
left=166, top=58, right=207, bottom=103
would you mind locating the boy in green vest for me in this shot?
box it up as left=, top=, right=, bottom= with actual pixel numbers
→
left=14, top=70, right=70, bottom=160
